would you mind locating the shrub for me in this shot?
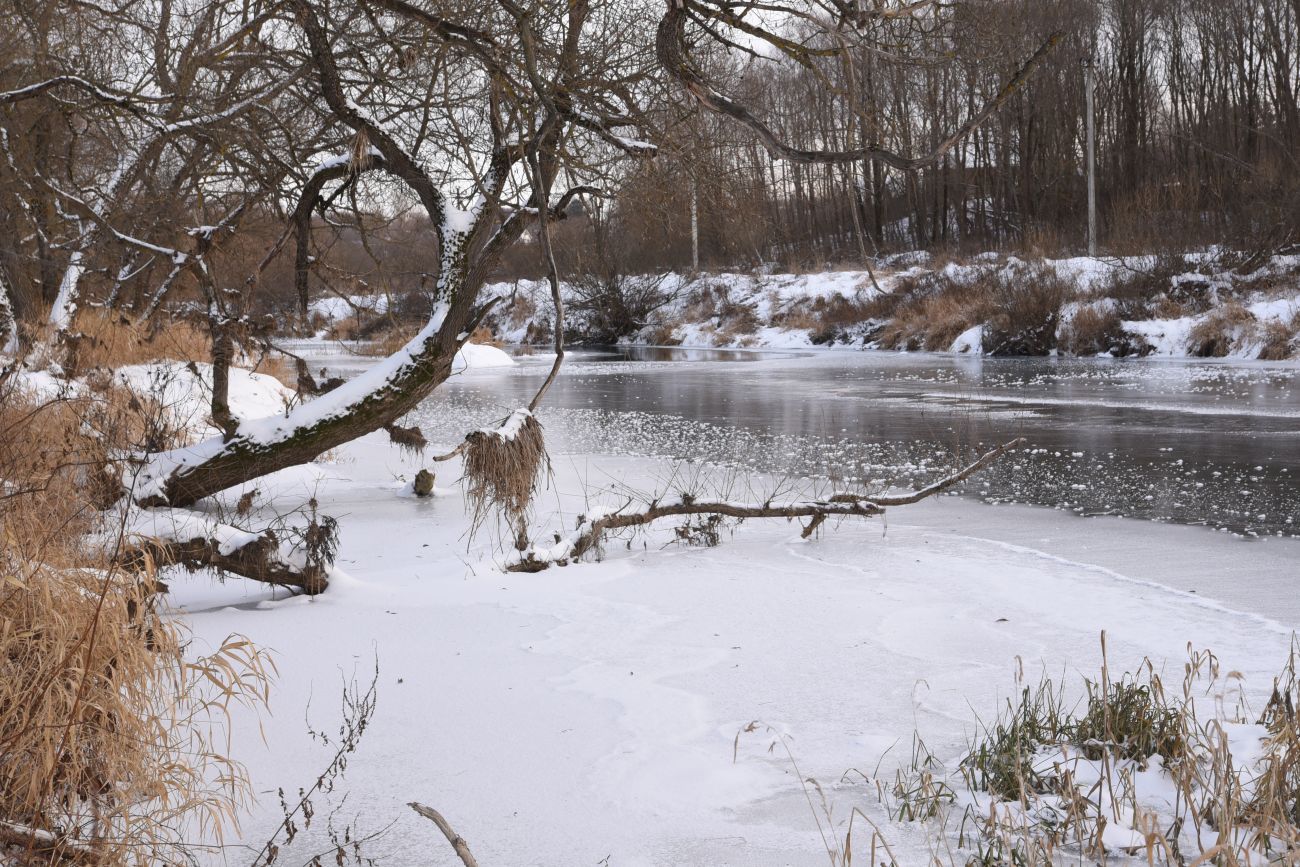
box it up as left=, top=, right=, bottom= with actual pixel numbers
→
left=1187, top=302, right=1257, bottom=357
left=567, top=272, right=676, bottom=343
left=869, top=267, right=995, bottom=351
left=1258, top=314, right=1300, bottom=361
left=982, top=264, right=1071, bottom=356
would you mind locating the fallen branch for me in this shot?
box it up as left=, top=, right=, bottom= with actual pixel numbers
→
left=873, top=437, right=1025, bottom=505
left=117, top=508, right=331, bottom=594
left=408, top=803, right=479, bottom=867
left=0, top=819, right=98, bottom=864
left=507, top=438, right=1025, bottom=573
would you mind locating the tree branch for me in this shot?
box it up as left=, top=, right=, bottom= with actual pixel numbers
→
left=507, top=438, right=1024, bottom=572
left=408, top=803, right=480, bottom=867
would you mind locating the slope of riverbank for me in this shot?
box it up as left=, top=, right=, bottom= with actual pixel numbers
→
left=468, top=252, right=1300, bottom=360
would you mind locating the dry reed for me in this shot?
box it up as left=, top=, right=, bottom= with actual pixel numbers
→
left=0, top=370, right=273, bottom=866
left=462, top=409, right=548, bottom=542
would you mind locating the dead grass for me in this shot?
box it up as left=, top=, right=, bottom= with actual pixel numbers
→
left=463, top=410, right=549, bottom=547
left=468, top=325, right=502, bottom=347
left=64, top=312, right=210, bottom=371
left=868, top=268, right=992, bottom=351
left=354, top=323, right=419, bottom=357
left=1059, top=305, right=1124, bottom=356
left=0, top=377, right=273, bottom=865
left=718, top=299, right=760, bottom=338
left=1188, top=302, right=1258, bottom=357
left=880, top=638, right=1300, bottom=866
left=1258, top=314, right=1300, bottom=361
left=251, top=354, right=297, bottom=389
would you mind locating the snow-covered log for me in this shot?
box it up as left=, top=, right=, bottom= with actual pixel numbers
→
left=0, top=818, right=99, bottom=864
left=118, top=508, right=331, bottom=594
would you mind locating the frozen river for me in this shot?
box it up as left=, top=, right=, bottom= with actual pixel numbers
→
left=199, top=343, right=1299, bottom=866
left=394, top=347, right=1300, bottom=539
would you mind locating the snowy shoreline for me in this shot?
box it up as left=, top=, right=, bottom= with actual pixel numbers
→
left=462, top=253, right=1300, bottom=362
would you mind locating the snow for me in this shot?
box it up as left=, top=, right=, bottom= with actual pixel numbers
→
left=114, top=362, right=296, bottom=433
left=125, top=506, right=262, bottom=556
left=167, top=432, right=1300, bottom=866
left=48, top=249, right=84, bottom=328
left=949, top=324, right=983, bottom=354
left=1121, top=316, right=1197, bottom=357
left=308, top=292, right=391, bottom=321
left=451, top=341, right=515, bottom=372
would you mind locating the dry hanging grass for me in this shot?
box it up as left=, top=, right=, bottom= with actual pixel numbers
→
left=462, top=409, right=548, bottom=538
left=0, top=558, right=273, bottom=865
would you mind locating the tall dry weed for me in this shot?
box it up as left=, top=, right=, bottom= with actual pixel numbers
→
left=0, top=374, right=273, bottom=865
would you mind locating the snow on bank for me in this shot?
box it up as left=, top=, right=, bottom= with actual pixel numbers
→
left=464, top=253, right=1300, bottom=360
left=169, top=435, right=1300, bottom=866
left=115, top=362, right=295, bottom=429
left=451, top=341, right=514, bottom=371
left=10, top=361, right=297, bottom=436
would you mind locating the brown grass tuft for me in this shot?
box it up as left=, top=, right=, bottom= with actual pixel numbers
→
left=354, top=323, right=419, bottom=357
left=70, top=312, right=210, bottom=370
left=250, top=354, right=298, bottom=389
left=462, top=410, right=548, bottom=546
left=468, top=325, right=502, bottom=348
left=1187, top=302, right=1258, bottom=357
left=1258, top=314, right=1300, bottom=361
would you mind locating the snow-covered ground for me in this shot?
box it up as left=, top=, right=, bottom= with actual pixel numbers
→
left=156, top=357, right=1300, bottom=865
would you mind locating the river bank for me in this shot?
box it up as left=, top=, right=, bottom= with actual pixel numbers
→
left=458, top=252, right=1300, bottom=361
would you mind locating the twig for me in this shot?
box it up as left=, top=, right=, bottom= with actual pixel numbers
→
left=408, top=802, right=480, bottom=867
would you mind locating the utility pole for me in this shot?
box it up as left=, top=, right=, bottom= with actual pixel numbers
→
left=690, top=179, right=700, bottom=272
left=1084, top=55, right=1097, bottom=257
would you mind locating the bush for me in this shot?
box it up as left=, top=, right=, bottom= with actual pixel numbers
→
left=567, top=272, right=676, bottom=343
left=1187, top=302, right=1257, bottom=357
left=982, top=264, right=1071, bottom=356
left=1259, top=314, right=1300, bottom=361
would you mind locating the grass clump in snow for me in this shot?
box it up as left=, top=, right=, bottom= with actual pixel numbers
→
left=0, top=374, right=273, bottom=864
left=1187, top=302, right=1259, bottom=358
left=883, top=636, right=1300, bottom=865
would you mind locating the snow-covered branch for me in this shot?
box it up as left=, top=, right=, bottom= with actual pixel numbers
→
left=119, top=507, right=332, bottom=594
left=0, top=75, right=149, bottom=111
